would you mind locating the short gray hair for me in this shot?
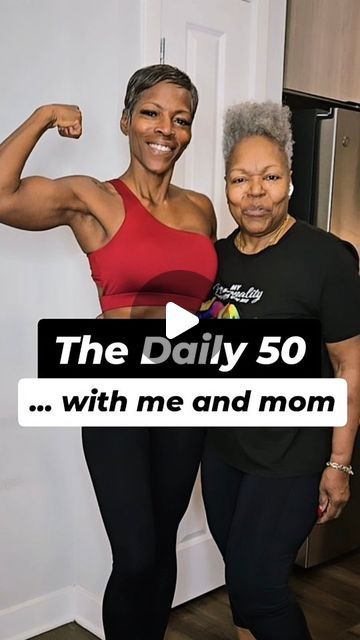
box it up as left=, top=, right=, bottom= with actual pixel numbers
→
left=223, top=101, right=293, bottom=170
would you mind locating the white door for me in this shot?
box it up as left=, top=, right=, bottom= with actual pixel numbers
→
left=142, top=0, right=287, bottom=603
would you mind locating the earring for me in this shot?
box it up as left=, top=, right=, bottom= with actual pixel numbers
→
left=288, top=183, right=294, bottom=197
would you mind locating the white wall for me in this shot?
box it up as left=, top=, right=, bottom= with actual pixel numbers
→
left=0, top=1, right=140, bottom=637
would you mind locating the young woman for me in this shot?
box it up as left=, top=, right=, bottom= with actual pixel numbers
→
left=0, top=64, right=217, bottom=640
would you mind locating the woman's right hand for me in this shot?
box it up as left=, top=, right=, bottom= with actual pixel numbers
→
left=46, top=104, right=82, bottom=138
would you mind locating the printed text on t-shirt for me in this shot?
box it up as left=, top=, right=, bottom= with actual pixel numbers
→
left=213, top=283, right=263, bottom=304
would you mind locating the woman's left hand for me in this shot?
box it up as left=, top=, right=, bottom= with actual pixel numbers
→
left=317, top=467, right=351, bottom=523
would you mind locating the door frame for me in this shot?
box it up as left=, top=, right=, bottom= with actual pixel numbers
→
left=140, top=0, right=287, bottom=101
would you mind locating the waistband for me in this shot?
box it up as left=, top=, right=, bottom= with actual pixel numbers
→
left=100, top=292, right=203, bottom=313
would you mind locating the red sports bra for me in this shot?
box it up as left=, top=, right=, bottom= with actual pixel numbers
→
left=88, top=179, right=218, bottom=312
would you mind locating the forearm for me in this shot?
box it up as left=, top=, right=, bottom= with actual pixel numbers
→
left=330, top=366, right=360, bottom=465
left=0, top=106, right=54, bottom=195
left=318, top=336, right=359, bottom=521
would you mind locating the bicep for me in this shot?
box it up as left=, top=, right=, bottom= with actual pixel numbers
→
left=321, top=243, right=360, bottom=343
left=326, top=336, right=360, bottom=427
left=0, top=175, right=91, bottom=230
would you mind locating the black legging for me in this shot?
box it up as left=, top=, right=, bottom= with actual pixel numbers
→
left=201, top=443, right=321, bottom=640
left=82, top=427, right=205, bottom=640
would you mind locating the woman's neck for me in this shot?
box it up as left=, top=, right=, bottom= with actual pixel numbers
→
left=235, top=215, right=295, bottom=255
left=120, top=162, right=175, bottom=207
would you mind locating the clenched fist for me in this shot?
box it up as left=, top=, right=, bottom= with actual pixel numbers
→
left=46, top=104, right=82, bottom=138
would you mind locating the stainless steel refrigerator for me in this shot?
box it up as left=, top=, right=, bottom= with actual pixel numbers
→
left=284, top=95, right=360, bottom=259
left=283, top=93, right=360, bottom=567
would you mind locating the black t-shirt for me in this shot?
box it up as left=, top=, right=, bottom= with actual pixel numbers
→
left=207, top=221, right=360, bottom=476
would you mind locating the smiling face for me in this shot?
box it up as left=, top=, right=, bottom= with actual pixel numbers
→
left=226, top=135, right=291, bottom=238
left=120, top=81, right=193, bottom=176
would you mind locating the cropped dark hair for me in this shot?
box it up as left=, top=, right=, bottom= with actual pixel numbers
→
left=123, top=64, right=198, bottom=119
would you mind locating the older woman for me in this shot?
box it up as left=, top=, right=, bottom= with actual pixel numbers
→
left=0, top=65, right=217, bottom=640
left=201, top=102, right=360, bottom=640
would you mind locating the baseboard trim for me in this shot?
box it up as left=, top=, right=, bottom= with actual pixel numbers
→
left=74, top=586, right=103, bottom=639
left=0, top=544, right=223, bottom=640
left=174, top=535, right=224, bottom=606
left=0, top=587, right=74, bottom=640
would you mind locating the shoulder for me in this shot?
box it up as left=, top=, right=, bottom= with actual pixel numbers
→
left=185, top=189, right=213, bottom=211
left=186, top=189, right=215, bottom=219
left=293, top=220, right=345, bottom=247
left=291, top=220, right=331, bottom=244
left=292, top=221, right=359, bottom=266
left=188, top=190, right=217, bottom=240
left=174, top=186, right=217, bottom=240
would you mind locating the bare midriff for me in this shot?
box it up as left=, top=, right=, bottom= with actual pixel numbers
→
left=101, top=305, right=166, bottom=319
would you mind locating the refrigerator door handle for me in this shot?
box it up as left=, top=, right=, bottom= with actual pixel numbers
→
left=314, top=109, right=337, bottom=232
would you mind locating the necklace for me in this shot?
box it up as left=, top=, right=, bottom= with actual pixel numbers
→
left=234, top=214, right=291, bottom=254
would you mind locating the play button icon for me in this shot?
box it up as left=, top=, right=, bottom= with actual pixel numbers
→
left=166, top=302, right=199, bottom=339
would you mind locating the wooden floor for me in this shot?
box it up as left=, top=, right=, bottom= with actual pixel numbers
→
left=30, top=549, right=360, bottom=640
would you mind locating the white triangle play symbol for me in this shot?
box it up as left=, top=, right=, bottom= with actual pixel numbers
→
left=165, top=302, right=199, bottom=339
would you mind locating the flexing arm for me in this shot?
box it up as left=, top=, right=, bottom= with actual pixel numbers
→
left=318, top=335, right=360, bottom=523
left=0, top=104, right=90, bottom=230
